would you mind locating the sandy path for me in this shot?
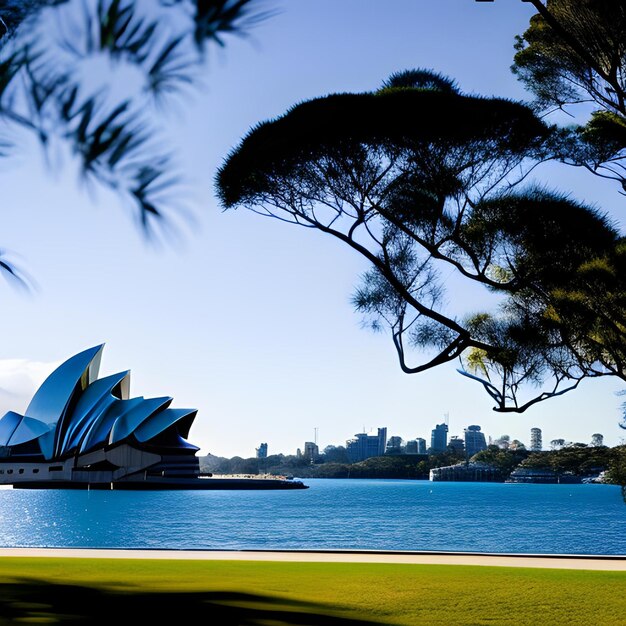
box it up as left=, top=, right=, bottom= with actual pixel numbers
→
left=0, top=549, right=623, bottom=570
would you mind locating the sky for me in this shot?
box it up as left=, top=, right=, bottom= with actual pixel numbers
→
left=0, top=0, right=624, bottom=458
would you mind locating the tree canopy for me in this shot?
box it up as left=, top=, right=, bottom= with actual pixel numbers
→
left=513, top=0, right=626, bottom=191
left=217, top=2, right=626, bottom=419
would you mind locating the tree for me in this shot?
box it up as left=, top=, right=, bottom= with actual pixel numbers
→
left=471, top=445, right=529, bottom=477
left=493, top=435, right=510, bottom=449
left=216, top=3, right=626, bottom=419
left=217, top=68, right=625, bottom=412
left=0, top=0, right=263, bottom=283
left=606, top=446, right=626, bottom=498
left=322, top=445, right=349, bottom=464
left=513, top=0, right=626, bottom=192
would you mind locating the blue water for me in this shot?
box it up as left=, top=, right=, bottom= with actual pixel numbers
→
left=0, top=480, right=623, bottom=554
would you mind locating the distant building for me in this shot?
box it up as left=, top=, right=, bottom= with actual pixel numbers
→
left=303, top=441, right=319, bottom=461
left=405, top=438, right=427, bottom=455
left=346, top=427, right=387, bottom=463
left=386, top=436, right=403, bottom=454
left=591, top=433, right=604, bottom=447
left=508, top=467, right=581, bottom=484
left=464, top=425, right=487, bottom=458
left=405, top=440, right=418, bottom=454
left=256, top=443, right=268, bottom=459
left=530, top=428, right=542, bottom=452
left=448, top=436, right=465, bottom=455
left=430, top=423, right=448, bottom=453
left=430, top=462, right=502, bottom=482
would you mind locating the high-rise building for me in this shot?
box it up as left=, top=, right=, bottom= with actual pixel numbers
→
left=303, top=441, right=319, bottom=461
left=405, top=440, right=418, bottom=454
left=464, top=425, right=487, bottom=458
left=530, top=428, right=542, bottom=452
left=406, top=438, right=428, bottom=455
left=430, top=423, right=448, bottom=453
left=448, top=436, right=465, bottom=455
left=591, top=433, right=604, bottom=447
left=256, top=443, right=268, bottom=459
left=346, top=427, right=387, bottom=462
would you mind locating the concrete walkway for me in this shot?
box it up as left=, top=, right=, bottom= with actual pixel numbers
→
left=0, top=549, right=624, bottom=571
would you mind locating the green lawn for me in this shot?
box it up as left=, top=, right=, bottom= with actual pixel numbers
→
left=0, top=558, right=623, bottom=625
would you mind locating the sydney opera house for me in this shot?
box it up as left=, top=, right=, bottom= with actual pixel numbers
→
left=0, top=345, right=305, bottom=490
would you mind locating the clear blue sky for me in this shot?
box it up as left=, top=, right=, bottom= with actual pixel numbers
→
left=0, top=0, right=623, bottom=457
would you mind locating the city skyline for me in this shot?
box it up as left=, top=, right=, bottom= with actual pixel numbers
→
left=0, top=1, right=624, bottom=458
left=249, top=422, right=606, bottom=462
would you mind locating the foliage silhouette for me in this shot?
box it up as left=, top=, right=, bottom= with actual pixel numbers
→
left=217, top=70, right=626, bottom=412
left=0, top=0, right=264, bottom=285
left=513, top=0, right=626, bottom=191
left=217, top=3, right=626, bottom=418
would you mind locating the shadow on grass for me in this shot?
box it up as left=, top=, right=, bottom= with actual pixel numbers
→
left=0, top=579, right=383, bottom=625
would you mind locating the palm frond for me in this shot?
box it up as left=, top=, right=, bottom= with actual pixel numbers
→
left=192, top=0, right=273, bottom=49
left=145, top=34, right=194, bottom=96
left=0, top=49, right=27, bottom=100
left=95, top=0, right=158, bottom=62
left=130, top=159, right=182, bottom=234
left=0, top=249, right=32, bottom=291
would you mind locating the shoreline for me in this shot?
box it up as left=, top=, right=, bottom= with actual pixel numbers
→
left=0, top=548, right=624, bottom=570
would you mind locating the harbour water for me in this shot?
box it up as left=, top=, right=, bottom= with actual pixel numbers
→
left=0, top=480, right=624, bottom=554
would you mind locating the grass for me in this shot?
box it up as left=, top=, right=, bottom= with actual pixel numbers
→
left=0, top=558, right=623, bottom=625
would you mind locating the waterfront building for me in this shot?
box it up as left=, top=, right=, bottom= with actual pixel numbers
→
left=447, top=436, right=465, bottom=455
left=346, top=427, right=387, bottom=463
left=430, top=423, right=448, bottom=453
left=386, top=436, right=403, bottom=454
left=591, top=433, right=604, bottom=447
left=530, top=428, right=542, bottom=452
left=256, top=443, right=268, bottom=459
left=0, top=346, right=190, bottom=487
left=0, top=346, right=306, bottom=491
left=430, top=462, right=502, bottom=482
left=303, top=441, right=319, bottom=461
left=415, top=438, right=426, bottom=454
left=507, top=467, right=581, bottom=484
left=464, top=425, right=487, bottom=458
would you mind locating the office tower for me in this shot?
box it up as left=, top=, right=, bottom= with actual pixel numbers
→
left=464, top=425, right=487, bottom=458
left=430, top=423, right=448, bottom=453
left=530, top=428, right=542, bottom=452
left=346, top=427, right=387, bottom=462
